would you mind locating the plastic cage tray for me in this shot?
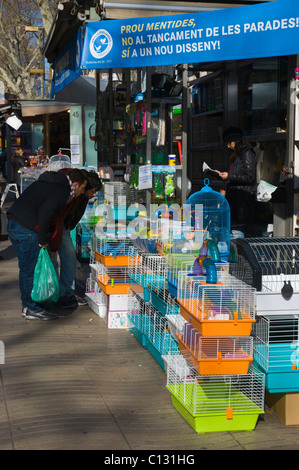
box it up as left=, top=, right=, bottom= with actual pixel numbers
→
left=164, top=354, right=265, bottom=433
left=230, top=237, right=299, bottom=315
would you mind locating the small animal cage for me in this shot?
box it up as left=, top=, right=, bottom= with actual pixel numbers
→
left=128, top=290, right=157, bottom=346
left=143, top=310, right=178, bottom=357
left=253, top=314, right=299, bottom=392
left=128, top=250, right=165, bottom=301
left=96, top=262, right=136, bottom=295
left=230, top=237, right=299, bottom=315
left=165, top=253, right=229, bottom=298
left=85, top=275, right=107, bottom=318
left=177, top=271, right=256, bottom=337
left=177, top=322, right=253, bottom=375
left=93, top=235, right=135, bottom=267
left=165, top=354, right=265, bottom=433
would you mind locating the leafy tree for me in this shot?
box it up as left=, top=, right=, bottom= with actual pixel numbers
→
left=0, top=0, right=60, bottom=99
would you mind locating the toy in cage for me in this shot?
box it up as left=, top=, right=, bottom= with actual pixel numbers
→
left=165, top=355, right=265, bottom=433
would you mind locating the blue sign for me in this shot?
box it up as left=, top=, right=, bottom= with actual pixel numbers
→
left=51, top=28, right=83, bottom=98
left=80, top=0, right=299, bottom=70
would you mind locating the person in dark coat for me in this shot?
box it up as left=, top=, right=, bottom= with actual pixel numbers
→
left=218, top=127, right=257, bottom=238
left=7, top=169, right=88, bottom=321
left=11, top=147, right=28, bottom=192
left=49, top=170, right=102, bottom=309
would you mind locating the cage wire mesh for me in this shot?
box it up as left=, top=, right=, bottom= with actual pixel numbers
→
left=143, top=309, right=178, bottom=355
left=253, top=314, right=299, bottom=372
left=165, top=354, right=265, bottom=417
left=230, top=237, right=299, bottom=292
left=177, top=271, right=256, bottom=323
left=177, top=322, right=253, bottom=375
left=85, top=274, right=107, bottom=317
left=128, top=250, right=165, bottom=290
left=127, top=290, right=156, bottom=334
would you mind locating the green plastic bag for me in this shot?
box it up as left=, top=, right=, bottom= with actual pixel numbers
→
left=31, top=248, right=59, bottom=304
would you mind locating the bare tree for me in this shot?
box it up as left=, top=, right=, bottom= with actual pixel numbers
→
left=0, top=0, right=60, bottom=99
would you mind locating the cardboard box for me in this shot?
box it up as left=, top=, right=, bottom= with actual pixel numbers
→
left=266, top=391, right=299, bottom=425
left=103, top=310, right=129, bottom=329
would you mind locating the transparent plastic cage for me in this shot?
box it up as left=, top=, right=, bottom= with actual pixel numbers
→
left=177, top=271, right=256, bottom=336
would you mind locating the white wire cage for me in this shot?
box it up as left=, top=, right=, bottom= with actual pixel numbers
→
left=95, top=262, right=136, bottom=295
left=253, top=314, right=299, bottom=373
left=127, top=290, right=156, bottom=334
left=128, top=250, right=164, bottom=293
left=85, top=274, right=108, bottom=317
left=177, top=271, right=256, bottom=337
left=146, top=255, right=180, bottom=316
left=165, top=252, right=229, bottom=298
left=165, top=354, right=265, bottom=433
left=93, top=235, right=135, bottom=266
left=230, top=237, right=299, bottom=315
left=143, top=309, right=178, bottom=355
left=177, top=322, right=253, bottom=375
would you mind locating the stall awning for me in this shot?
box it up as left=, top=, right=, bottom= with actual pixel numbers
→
left=20, top=101, right=70, bottom=117
left=54, top=75, right=97, bottom=105
left=80, top=0, right=299, bottom=70
left=101, top=0, right=251, bottom=20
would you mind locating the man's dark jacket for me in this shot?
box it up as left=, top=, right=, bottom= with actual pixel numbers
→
left=7, top=171, right=73, bottom=246
left=225, top=142, right=257, bottom=228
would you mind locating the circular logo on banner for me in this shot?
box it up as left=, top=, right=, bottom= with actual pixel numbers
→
left=90, top=29, right=113, bottom=59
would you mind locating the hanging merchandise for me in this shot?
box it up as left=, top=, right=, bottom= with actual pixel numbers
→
left=152, top=166, right=164, bottom=199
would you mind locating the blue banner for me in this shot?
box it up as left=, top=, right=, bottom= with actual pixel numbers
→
left=51, top=28, right=83, bottom=98
left=80, top=0, right=299, bottom=70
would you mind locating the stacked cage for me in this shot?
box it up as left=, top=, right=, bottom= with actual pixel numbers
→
left=87, top=233, right=137, bottom=327
left=128, top=289, right=178, bottom=369
left=231, top=237, right=299, bottom=393
left=253, top=314, right=299, bottom=392
left=162, top=270, right=264, bottom=433
left=165, top=354, right=265, bottom=433
left=128, top=250, right=165, bottom=302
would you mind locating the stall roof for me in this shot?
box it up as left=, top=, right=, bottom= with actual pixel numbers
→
left=101, top=0, right=260, bottom=20
left=54, top=75, right=97, bottom=105
left=20, top=100, right=71, bottom=117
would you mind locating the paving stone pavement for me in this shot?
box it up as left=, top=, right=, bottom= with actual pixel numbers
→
left=0, top=237, right=299, bottom=451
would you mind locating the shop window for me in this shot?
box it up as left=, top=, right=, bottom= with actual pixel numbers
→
left=239, top=57, right=288, bottom=136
